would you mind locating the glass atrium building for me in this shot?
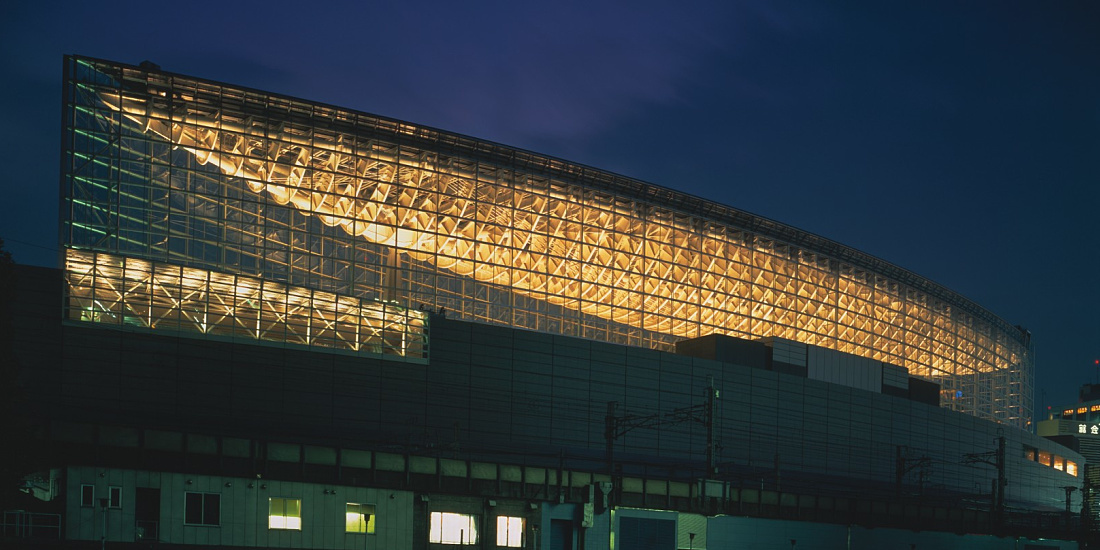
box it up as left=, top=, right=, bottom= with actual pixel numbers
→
left=61, top=56, right=1032, bottom=428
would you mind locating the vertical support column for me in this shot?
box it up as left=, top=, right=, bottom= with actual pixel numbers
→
left=895, top=446, right=904, bottom=499
left=705, top=375, right=718, bottom=478
left=605, top=401, right=617, bottom=477
left=995, top=436, right=1006, bottom=527
left=605, top=401, right=618, bottom=507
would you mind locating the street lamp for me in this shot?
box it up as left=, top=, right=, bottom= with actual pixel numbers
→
left=100, top=497, right=109, bottom=550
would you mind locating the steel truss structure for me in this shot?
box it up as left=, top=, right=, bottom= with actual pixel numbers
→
left=66, top=250, right=426, bottom=360
left=60, top=56, right=1032, bottom=426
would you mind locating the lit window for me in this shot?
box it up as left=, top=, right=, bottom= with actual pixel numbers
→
left=269, top=497, right=301, bottom=530
left=81, top=485, right=94, bottom=507
left=1054, top=457, right=1065, bottom=471
left=1068, top=461, right=1079, bottom=476
left=497, top=516, right=525, bottom=547
left=109, top=486, right=122, bottom=508
left=346, top=503, right=375, bottom=534
left=185, top=492, right=221, bottom=526
left=429, top=512, right=478, bottom=545
left=1038, top=450, right=1052, bottom=467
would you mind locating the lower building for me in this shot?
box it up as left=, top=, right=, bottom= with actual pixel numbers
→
left=2, top=264, right=1084, bottom=549
left=1039, top=385, right=1100, bottom=537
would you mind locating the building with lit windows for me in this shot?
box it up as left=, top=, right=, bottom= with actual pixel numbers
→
left=1038, top=384, right=1100, bottom=535
left=0, top=55, right=1083, bottom=549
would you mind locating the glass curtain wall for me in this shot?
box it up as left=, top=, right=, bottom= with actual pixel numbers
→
left=60, top=56, right=1032, bottom=427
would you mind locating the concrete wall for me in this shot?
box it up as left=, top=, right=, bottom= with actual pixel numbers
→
left=64, top=466, right=414, bottom=549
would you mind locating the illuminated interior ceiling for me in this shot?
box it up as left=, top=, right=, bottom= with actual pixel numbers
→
left=65, top=249, right=427, bottom=361
left=64, top=57, right=1032, bottom=427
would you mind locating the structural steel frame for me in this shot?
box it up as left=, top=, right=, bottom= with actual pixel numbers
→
left=60, top=56, right=1032, bottom=427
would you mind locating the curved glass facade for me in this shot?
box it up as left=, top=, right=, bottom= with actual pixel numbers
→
left=61, top=56, right=1032, bottom=427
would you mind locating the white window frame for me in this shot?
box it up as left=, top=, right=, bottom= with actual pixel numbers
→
left=429, top=511, right=478, bottom=545
left=269, top=497, right=302, bottom=530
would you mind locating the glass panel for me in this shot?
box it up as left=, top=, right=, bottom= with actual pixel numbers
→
left=497, top=516, right=524, bottom=547
left=61, top=56, right=1035, bottom=430
left=204, top=494, right=221, bottom=526
left=346, top=503, right=375, bottom=534
left=268, top=497, right=301, bottom=530
left=430, top=512, right=478, bottom=545
left=185, top=493, right=203, bottom=524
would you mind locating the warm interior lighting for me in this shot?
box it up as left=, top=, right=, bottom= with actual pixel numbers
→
left=68, top=61, right=1031, bottom=428
left=268, top=497, right=302, bottom=530
left=496, top=516, right=524, bottom=547
left=346, top=503, right=375, bottom=534
left=65, top=249, right=427, bottom=361
left=429, top=512, right=478, bottom=545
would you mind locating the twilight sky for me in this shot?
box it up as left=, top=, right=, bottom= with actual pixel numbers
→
left=1, top=1, right=1097, bottom=416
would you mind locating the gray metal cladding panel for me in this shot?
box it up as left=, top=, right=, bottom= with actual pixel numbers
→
left=590, top=361, right=627, bottom=381
left=332, top=365, right=383, bottom=398
left=727, top=384, right=754, bottom=403
left=623, top=390, right=662, bottom=415
left=470, top=364, right=513, bottom=388
left=590, top=341, right=626, bottom=363
left=511, top=416, right=552, bottom=439
left=751, top=369, right=780, bottom=390
left=283, top=364, right=334, bottom=395
left=553, top=364, right=592, bottom=384
left=690, top=364, right=725, bottom=388
left=553, top=377, right=591, bottom=396
left=777, top=414, right=803, bottom=433
left=285, top=391, right=336, bottom=425
left=330, top=394, right=378, bottom=421
left=552, top=359, right=586, bottom=379
left=509, top=344, right=550, bottom=369
left=468, top=410, right=512, bottom=438
left=552, top=336, right=591, bottom=359
left=626, top=345, right=663, bottom=364
left=777, top=388, right=805, bottom=410
left=660, top=353, right=693, bottom=371
left=513, top=333, right=554, bottom=356
left=552, top=424, right=591, bottom=448
left=513, top=371, right=554, bottom=391
left=513, top=349, right=554, bottom=370
left=625, top=374, right=662, bottom=394
left=470, top=322, right=515, bottom=344
left=434, top=318, right=473, bottom=342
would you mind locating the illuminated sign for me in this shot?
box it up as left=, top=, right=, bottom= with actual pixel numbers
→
left=1076, top=424, right=1100, bottom=436
left=1065, top=409, right=1076, bottom=417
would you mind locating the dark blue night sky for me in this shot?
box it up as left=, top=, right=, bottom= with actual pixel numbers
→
left=2, top=1, right=1097, bottom=416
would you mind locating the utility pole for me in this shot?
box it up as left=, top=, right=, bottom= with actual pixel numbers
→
left=705, top=376, right=718, bottom=478
left=896, top=446, right=931, bottom=500
left=1062, top=486, right=1077, bottom=515
left=896, top=446, right=904, bottom=498
left=605, top=376, right=720, bottom=504
left=996, top=436, right=1006, bottom=523
left=964, top=435, right=1006, bottom=531
left=100, top=497, right=108, bottom=550
left=605, top=401, right=618, bottom=478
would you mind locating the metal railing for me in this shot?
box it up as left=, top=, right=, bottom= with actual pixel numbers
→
left=1, top=510, right=62, bottom=539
